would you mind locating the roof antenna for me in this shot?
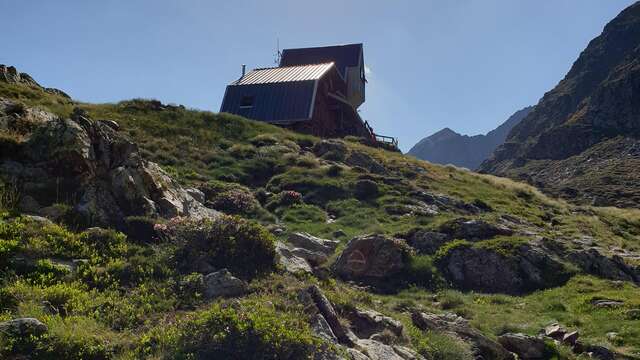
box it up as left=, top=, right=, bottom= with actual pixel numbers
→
left=274, top=38, right=282, bottom=66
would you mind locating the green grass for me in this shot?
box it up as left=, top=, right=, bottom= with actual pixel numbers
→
left=2, top=80, right=640, bottom=358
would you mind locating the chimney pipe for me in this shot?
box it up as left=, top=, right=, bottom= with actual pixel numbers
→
left=241, top=64, right=246, bottom=77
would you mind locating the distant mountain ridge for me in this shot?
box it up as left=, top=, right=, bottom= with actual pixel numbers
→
left=480, top=1, right=640, bottom=207
left=407, top=106, right=534, bottom=170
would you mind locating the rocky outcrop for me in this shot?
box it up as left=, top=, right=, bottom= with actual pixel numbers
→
left=345, top=308, right=405, bottom=341
left=1, top=64, right=70, bottom=99
left=333, top=234, right=411, bottom=288
left=411, top=311, right=514, bottom=360
left=568, top=248, right=640, bottom=283
left=436, top=240, right=570, bottom=294
left=479, top=3, right=640, bottom=207
left=408, top=106, right=534, bottom=170
left=0, top=101, right=216, bottom=229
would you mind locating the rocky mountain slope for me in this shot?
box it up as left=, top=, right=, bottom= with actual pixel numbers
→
left=480, top=2, right=640, bottom=208
left=1, top=65, right=639, bottom=359
left=408, top=106, right=533, bottom=170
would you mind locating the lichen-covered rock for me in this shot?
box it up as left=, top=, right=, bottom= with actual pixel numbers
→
left=288, top=232, right=339, bottom=255
left=275, top=241, right=313, bottom=274
left=437, top=240, right=570, bottom=294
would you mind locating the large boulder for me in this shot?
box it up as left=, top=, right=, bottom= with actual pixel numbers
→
left=333, top=234, right=411, bottom=286
left=0, top=101, right=216, bottom=229
left=345, top=151, right=386, bottom=174
left=411, top=311, right=514, bottom=360
left=436, top=240, right=570, bottom=294
left=497, top=333, right=546, bottom=359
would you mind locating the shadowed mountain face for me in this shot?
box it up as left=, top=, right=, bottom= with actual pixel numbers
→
left=407, top=106, right=533, bottom=170
left=480, top=1, right=640, bottom=208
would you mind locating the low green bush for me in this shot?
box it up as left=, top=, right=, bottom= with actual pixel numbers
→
left=149, top=302, right=319, bottom=360
left=124, top=216, right=158, bottom=243
left=160, top=215, right=276, bottom=279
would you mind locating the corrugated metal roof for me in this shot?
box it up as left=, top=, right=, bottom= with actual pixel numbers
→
left=280, top=44, right=362, bottom=78
left=231, top=63, right=334, bottom=85
left=220, top=81, right=317, bottom=122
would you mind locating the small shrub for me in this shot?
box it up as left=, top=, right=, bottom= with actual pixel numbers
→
left=208, top=189, right=258, bottom=215
left=124, top=216, right=158, bottom=243
left=159, top=215, right=276, bottom=279
left=354, top=179, right=379, bottom=200
left=150, top=302, right=319, bottom=359
left=249, top=134, right=279, bottom=147
left=266, top=190, right=303, bottom=211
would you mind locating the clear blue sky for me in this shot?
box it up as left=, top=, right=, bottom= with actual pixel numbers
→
left=2, top=0, right=636, bottom=151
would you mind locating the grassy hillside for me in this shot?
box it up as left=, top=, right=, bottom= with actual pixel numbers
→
left=1, top=80, right=640, bottom=359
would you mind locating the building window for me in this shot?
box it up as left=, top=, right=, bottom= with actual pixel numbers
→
left=240, top=95, right=254, bottom=108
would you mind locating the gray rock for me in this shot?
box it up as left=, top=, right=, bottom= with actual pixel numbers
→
left=313, top=139, right=348, bottom=159
left=0, top=100, right=217, bottom=229
left=0, top=318, right=47, bottom=336
left=412, top=311, right=514, bottom=360
left=562, top=330, right=579, bottom=346
left=185, top=187, right=205, bottom=204
left=288, top=232, right=339, bottom=255
left=346, top=308, right=404, bottom=340
left=438, top=240, right=569, bottom=294
left=333, top=234, right=411, bottom=285
left=392, top=345, right=426, bottom=360
left=404, top=230, right=450, bottom=254
left=275, top=241, right=313, bottom=274
left=356, top=339, right=405, bottom=360
left=311, top=314, right=337, bottom=343
left=203, top=269, right=248, bottom=299
left=291, top=247, right=329, bottom=266
left=544, top=323, right=567, bottom=340
left=347, top=348, right=370, bottom=360
left=569, top=249, right=639, bottom=283
left=439, top=218, right=513, bottom=240
left=590, top=299, right=624, bottom=308
left=497, top=333, right=546, bottom=359
left=306, top=285, right=355, bottom=346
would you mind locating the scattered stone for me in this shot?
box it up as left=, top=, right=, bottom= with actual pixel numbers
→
left=356, top=339, right=405, bottom=360
left=584, top=345, right=614, bottom=360
left=275, top=241, right=312, bottom=274
left=0, top=318, right=48, bottom=337
left=202, top=269, right=248, bottom=299
left=288, top=232, right=339, bottom=255
left=497, top=333, right=546, bottom=359
left=392, top=345, right=426, bottom=360
left=333, top=234, right=411, bottom=286
left=625, top=309, right=640, bottom=320
left=562, top=330, right=579, bottom=346
left=439, top=218, right=513, bottom=240
left=590, top=298, right=624, bottom=308
left=411, top=312, right=513, bottom=359
left=544, top=323, right=567, bottom=340
left=346, top=308, right=404, bottom=340
left=291, top=247, right=329, bottom=266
